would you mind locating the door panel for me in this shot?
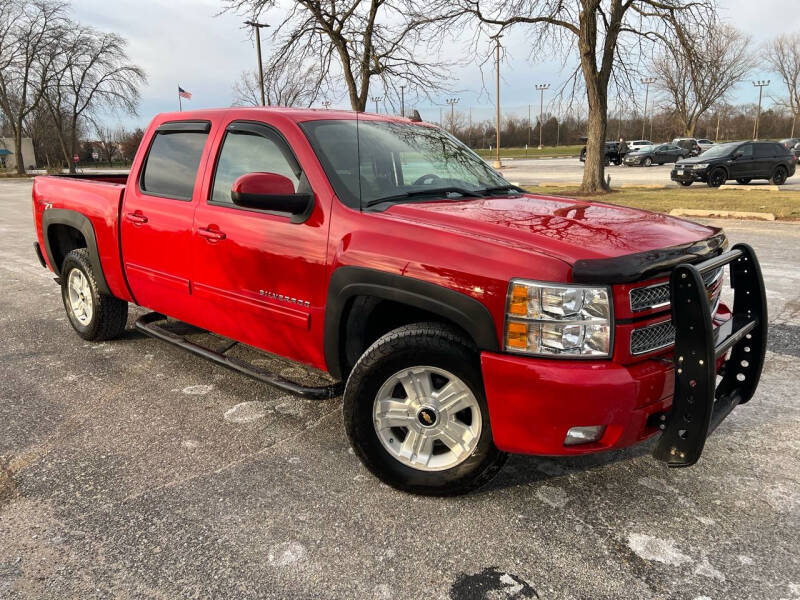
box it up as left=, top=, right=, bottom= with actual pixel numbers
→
left=120, top=122, right=211, bottom=322
left=731, top=143, right=756, bottom=178
left=191, top=120, right=329, bottom=369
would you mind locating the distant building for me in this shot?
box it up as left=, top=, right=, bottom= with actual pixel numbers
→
left=0, top=137, right=36, bottom=170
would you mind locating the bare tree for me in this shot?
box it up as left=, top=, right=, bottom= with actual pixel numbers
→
left=764, top=34, right=800, bottom=138
left=429, top=0, right=715, bottom=193
left=44, top=25, right=145, bottom=173
left=653, top=24, right=754, bottom=137
left=224, top=0, right=453, bottom=112
left=0, top=0, right=66, bottom=174
left=92, top=122, right=120, bottom=167
left=231, top=62, right=321, bottom=107
left=118, top=127, right=145, bottom=163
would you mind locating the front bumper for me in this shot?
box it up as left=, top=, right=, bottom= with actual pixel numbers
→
left=482, top=243, right=767, bottom=466
left=671, top=166, right=707, bottom=182
left=481, top=351, right=673, bottom=456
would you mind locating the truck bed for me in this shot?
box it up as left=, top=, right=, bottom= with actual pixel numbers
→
left=32, top=173, right=133, bottom=302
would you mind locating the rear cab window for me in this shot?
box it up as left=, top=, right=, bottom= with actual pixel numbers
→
left=140, top=121, right=211, bottom=200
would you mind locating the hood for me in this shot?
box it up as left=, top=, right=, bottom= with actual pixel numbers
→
left=384, top=193, right=717, bottom=265
left=676, top=153, right=723, bottom=165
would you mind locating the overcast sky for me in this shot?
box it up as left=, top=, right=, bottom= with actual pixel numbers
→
left=71, top=0, right=800, bottom=129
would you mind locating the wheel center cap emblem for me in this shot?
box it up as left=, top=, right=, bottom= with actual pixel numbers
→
left=417, top=407, right=438, bottom=427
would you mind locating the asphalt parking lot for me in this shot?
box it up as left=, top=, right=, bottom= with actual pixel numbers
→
left=1, top=178, right=799, bottom=599
left=501, top=157, right=800, bottom=189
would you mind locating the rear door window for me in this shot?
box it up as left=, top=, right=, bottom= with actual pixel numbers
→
left=754, top=143, right=775, bottom=158
left=141, top=128, right=209, bottom=200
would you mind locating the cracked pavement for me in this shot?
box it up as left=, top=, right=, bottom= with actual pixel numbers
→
left=1, top=179, right=798, bottom=599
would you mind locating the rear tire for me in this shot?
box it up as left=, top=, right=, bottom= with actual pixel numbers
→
left=707, top=168, right=726, bottom=188
left=61, top=248, right=128, bottom=341
left=736, top=178, right=751, bottom=185
left=769, top=167, right=787, bottom=186
left=343, top=323, right=507, bottom=495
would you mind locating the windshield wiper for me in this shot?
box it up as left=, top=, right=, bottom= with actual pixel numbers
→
left=478, top=184, right=524, bottom=195
left=364, top=187, right=484, bottom=208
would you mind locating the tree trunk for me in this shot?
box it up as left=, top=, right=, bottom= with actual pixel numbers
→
left=13, top=125, right=25, bottom=175
left=68, top=130, right=77, bottom=175
left=580, top=83, right=609, bottom=193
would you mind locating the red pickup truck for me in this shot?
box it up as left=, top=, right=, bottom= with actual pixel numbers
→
left=32, top=108, right=767, bottom=495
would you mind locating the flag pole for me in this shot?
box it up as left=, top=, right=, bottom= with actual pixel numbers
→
left=178, top=87, right=182, bottom=112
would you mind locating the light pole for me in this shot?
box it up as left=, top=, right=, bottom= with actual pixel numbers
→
left=400, top=85, right=405, bottom=117
left=752, top=80, right=769, bottom=140
left=535, top=83, right=549, bottom=149
left=491, top=33, right=503, bottom=169
left=245, top=21, right=270, bottom=106
left=371, top=95, right=382, bottom=114
left=641, top=77, right=656, bottom=140
left=446, top=98, right=460, bottom=134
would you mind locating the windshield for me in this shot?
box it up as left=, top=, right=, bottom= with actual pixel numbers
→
left=698, top=142, right=739, bottom=158
left=300, top=119, right=509, bottom=209
left=636, top=145, right=654, bottom=152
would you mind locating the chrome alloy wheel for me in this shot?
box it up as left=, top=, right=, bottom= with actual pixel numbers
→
left=372, top=366, right=482, bottom=471
left=67, top=268, right=93, bottom=325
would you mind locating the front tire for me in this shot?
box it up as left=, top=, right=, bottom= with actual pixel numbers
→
left=707, top=168, right=726, bottom=188
left=61, top=248, right=128, bottom=341
left=643, top=157, right=652, bottom=167
left=343, top=323, right=506, bottom=495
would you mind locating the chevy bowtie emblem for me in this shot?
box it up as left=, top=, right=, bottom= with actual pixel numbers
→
left=417, top=407, right=437, bottom=427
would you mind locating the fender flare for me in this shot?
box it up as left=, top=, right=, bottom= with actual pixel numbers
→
left=323, top=266, right=499, bottom=379
left=42, top=208, right=111, bottom=295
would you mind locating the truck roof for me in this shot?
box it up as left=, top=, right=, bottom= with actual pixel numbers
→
left=152, top=106, right=419, bottom=124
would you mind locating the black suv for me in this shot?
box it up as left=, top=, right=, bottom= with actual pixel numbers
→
left=671, top=140, right=796, bottom=187
left=579, top=141, right=622, bottom=165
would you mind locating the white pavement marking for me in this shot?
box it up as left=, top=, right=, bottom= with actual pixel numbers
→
left=223, top=401, right=270, bottom=423
left=627, top=533, right=692, bottom=566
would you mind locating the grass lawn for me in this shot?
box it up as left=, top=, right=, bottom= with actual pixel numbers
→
left=473, top=145, right=583, bottom=159
left=524, top=185, right=800, bottom=220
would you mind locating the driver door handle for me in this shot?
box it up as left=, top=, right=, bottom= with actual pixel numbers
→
left=198, top=226, right=226, bottom=242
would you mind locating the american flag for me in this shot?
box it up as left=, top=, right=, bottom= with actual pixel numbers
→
left=178, top=86, right=192, bottom=100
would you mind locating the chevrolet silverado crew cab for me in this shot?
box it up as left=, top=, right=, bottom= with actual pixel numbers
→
left=32, top=108, right=767, bottom=495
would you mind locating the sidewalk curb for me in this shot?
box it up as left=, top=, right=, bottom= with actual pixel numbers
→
left=669, top=208, right=776, bottom=221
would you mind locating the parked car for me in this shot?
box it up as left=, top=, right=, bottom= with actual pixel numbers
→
left=671, top=140, right=796, bottom=187
left=627, top=140, right=653, bottom=152
left=697, top=139, right=714, bottom=152
left=779, top=138, right=800, bottom=150
left=32, top=107, right=767, bottom=494
left=671, top=137, right=702, bottom=156
left=579, top=140, right=622, bottom=165
left=624, top=143, right=686, bottom=166
left=793, top=142, right=800, bottom=162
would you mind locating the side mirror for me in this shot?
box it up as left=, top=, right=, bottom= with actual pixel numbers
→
left=231, top=172, right=313, bottom=221
left=731, top=151, right=742, bottom=160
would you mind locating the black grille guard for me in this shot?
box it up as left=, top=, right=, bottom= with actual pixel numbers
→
left=653, top=243, right=767, bottom=467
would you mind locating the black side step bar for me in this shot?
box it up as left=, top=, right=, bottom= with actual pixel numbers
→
left=135, top=312, right=343, bottom=400
left=653, top=243, right=767, bottom=467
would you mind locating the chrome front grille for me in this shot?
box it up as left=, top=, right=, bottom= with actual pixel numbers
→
left=629, top=267, right=723, bottom=313
left=630, top=320, right=676, bottom=355
left=629, top=283, right=670, bottom=312
left=628, top=267, right=723, bottom=355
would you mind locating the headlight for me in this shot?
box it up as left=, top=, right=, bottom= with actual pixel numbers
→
left=505, top=280, right=613, bottom=357
left=693, top=163, right=709, bottom=170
